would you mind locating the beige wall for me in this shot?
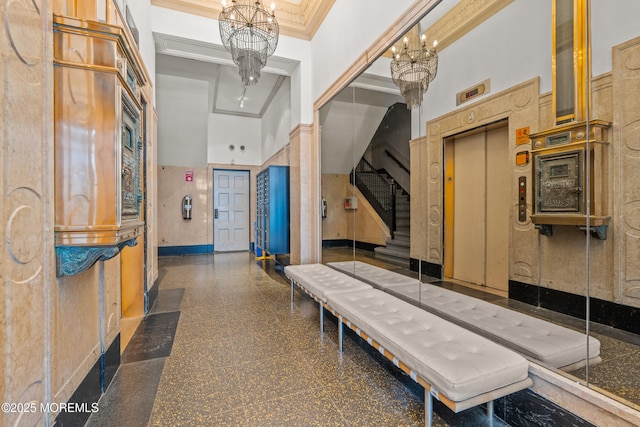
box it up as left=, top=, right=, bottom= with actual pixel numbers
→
left=612, top=36, right=640, bottom=308
left=1, top=1, right=54, bottom=424
left=53, top=258, right=121, bottom=406
left=0, top=2, right=158, bottom=424
left=322, top=174, right=390, bottom=246
left=157, top=144, right=290, bottom=250
left=158, top=165, right=213, bottom=247
left=321, top=174, right=350, bottom=240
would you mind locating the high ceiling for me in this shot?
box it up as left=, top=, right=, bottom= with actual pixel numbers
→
left=153, top=0, right=512, bottom=144
left=155, top=33, right=297, bottom=118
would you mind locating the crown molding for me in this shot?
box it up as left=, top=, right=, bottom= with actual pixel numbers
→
left=384, top=0, right=514, bottom=57
left=151, top=0, right=334, bottom=40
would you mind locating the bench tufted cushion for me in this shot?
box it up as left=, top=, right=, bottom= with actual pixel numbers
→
left=284, top=264, right=372, bottom=303
left=327, top=288, right=530, bottom=402
left=328, top=261, right=600, bottom=369
left=327, top=261, right=417, bottom=289
left=388, top=283, right=600, bottom=369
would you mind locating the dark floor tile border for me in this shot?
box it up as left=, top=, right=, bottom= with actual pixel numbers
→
left=85, top=358, right=167, bottom=427
left=510, top=280, right=640, bottom=336
left=149, top=288, right=185, bottom=315
left=121, top=311, right=181, bottom=364
left=55, top=335, right=120, bottom=427
left=158, top=244, right=214, bottom=256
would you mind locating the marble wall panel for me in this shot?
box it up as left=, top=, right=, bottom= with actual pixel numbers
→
left=290, top=124, right=318, bottom=264
left=157, top=166, right=211, bottom=247
left=415, top=79, right=540, bottom=283
left=54, top=266, right=101, bottom=405
left=613, top=36, right=640, bottom=308
left=321, top=174, right=350, bottom=241
left=1, top=0, right=54, bottom=425
left=289, top=135, right=301, bottom=264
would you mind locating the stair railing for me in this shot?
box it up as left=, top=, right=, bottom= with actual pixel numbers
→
left=350, top=158, right=396, bottom=235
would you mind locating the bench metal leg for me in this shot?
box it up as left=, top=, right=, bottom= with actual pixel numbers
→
left=338, top=316, right=343, bottom=352
left=290, top=280, right=294, bottom=310
left=425, top=390, right=433, bottom=427
left=320, top=303, right=324, bottom=333
left=486, top=400, right=494, bottom=426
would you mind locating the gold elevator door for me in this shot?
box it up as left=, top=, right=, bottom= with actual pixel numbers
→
left=444, top=123, right=510, bottom=292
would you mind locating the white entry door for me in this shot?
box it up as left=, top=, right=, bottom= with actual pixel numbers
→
left=213, top=169, right=250, bottom=252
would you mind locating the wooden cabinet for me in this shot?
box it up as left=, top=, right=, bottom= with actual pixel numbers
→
left=53, top=15, right=147, bottom=275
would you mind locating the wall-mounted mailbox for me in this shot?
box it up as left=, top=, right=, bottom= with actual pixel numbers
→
left=529, top=120, right=610, bottom=239
left=53, top=15, right=146, bottom=275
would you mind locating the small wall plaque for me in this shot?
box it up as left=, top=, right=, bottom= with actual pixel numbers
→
left=456, top=79, right=490, bottom=105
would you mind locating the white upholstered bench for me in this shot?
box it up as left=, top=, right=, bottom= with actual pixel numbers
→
left=284, top=264, right=533, bottom=426
left=328, top=260, right=601, bottom=371
left=284, top=263, right=372, bottom=331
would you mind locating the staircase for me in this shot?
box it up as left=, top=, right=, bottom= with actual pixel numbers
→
left=374, top=175, right=411, bottom=267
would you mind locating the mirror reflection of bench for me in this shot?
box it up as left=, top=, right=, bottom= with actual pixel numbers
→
left=285, top=264, right=533, bottom=426
left=328, top=260, right=601, bottom=371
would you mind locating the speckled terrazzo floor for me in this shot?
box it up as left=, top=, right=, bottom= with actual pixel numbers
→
left=88, top=252, right=509, bottom=426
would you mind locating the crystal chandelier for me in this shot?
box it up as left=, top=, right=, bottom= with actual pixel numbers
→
left=391, top=34, right=438, bottom=109
left=219, top=0, right=279, bottom=87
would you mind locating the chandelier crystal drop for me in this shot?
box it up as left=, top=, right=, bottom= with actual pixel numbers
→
left=390, top=34, right=438, bottom=109
left=219, top=0, right=279, bottom=87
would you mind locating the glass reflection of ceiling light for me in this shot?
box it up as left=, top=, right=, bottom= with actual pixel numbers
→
left=390, top=33, right=438, bottom=109
left=219, top=0, right=279, bottom=87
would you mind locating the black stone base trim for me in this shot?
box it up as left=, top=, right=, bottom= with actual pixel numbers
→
left=147, top=277, right=159, bottom=314
left=322, top=239, right=351, bottom=248
left=495, top=388, right=595, bottom=426
left=104, top=334, right=120, bottom=393
left=322, top=239, right=380, bottom=252
left=510, top=280, right=640, bottom=336
left=409, top=258, right=442, bottom=279
left=54, top=334, right=121, bottom=427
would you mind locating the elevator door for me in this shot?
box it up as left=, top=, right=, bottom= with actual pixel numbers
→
left=446, top=124, right=510, bottom=291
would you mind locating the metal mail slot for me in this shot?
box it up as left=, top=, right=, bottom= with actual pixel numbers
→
left=535, top=150, right=584, bottom=213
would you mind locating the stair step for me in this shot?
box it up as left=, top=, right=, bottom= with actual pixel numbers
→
left=389, top=235, right=410, bottom=246
left=396, top=218, right=410, bottom=227
left=374, top=247, right=410, bottom=267
left=386, top=241, right=410, bottom=252
left=375, top=246, right=410, bottom=257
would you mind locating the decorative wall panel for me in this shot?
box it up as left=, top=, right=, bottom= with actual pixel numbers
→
left=1, top=0, right=53, bottom=425
left=613, top=36, right=640, bottom=308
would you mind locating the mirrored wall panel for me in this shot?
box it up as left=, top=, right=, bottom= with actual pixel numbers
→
left=316, top=0, right=640, bottom=412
